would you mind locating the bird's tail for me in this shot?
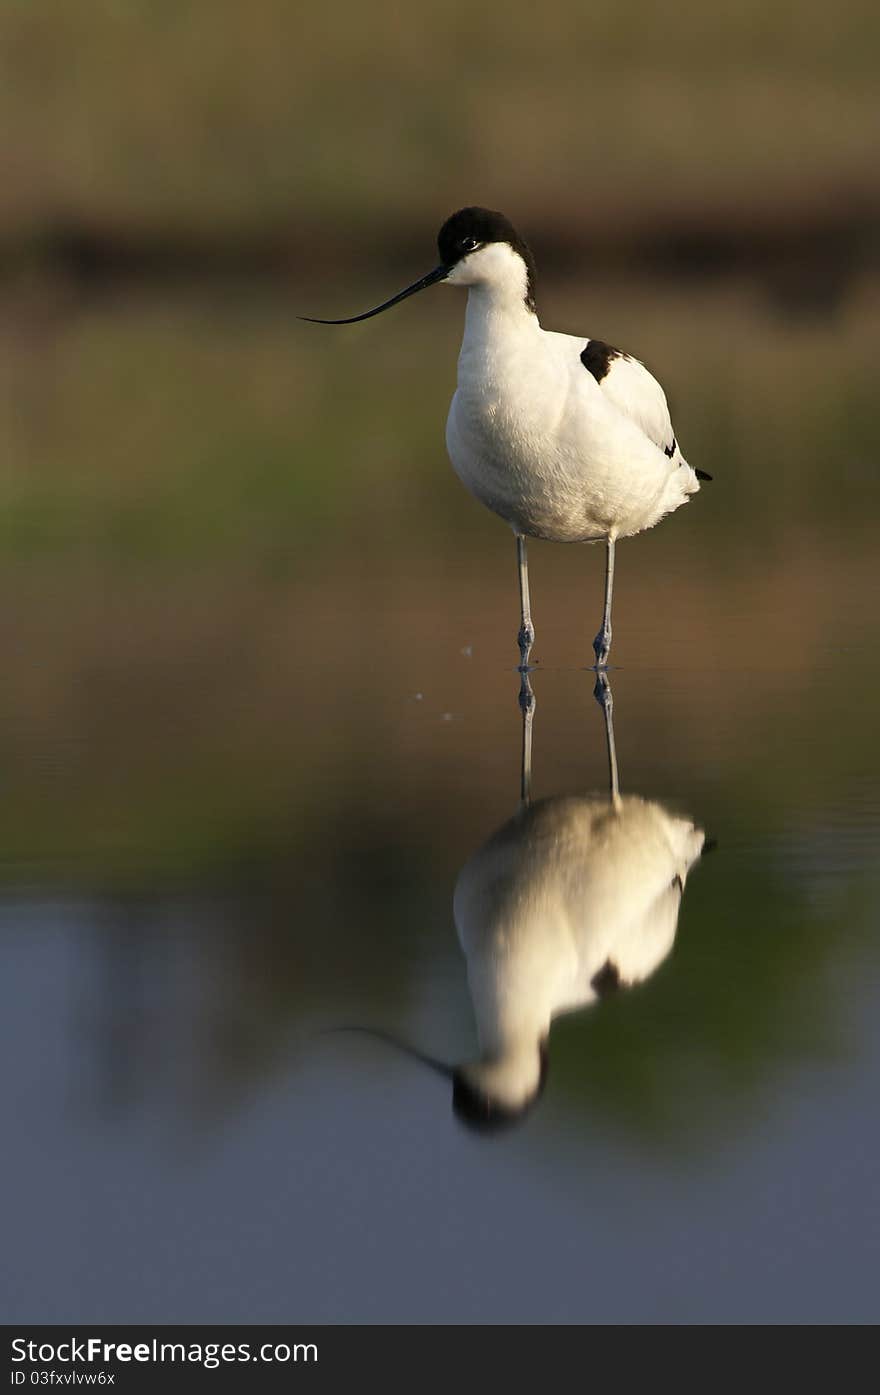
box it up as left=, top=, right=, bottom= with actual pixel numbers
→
left=679, top=459, right=712, bottom=495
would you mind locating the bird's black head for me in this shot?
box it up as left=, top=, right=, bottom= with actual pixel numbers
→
left=451, top=1040, right=549, bottom=1135
left=300, top=205, right=536, bottom=326
left=438, top=206, right=537, bottom=313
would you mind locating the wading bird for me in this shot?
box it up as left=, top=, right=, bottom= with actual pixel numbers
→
left=304, top=207, right=711, bottom=669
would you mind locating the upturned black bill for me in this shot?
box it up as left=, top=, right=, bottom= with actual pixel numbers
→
left=300, top=264, right=449, bottom=324
left=325, top=1026, right=455, bottom=1079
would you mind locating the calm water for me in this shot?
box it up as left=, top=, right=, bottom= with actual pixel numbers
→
left=2, top=282, right=880, bottom=1323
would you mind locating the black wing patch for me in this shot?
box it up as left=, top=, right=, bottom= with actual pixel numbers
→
left=580, top=339, right=625, bottom=384
left=581, top=342, right=711, bottom=477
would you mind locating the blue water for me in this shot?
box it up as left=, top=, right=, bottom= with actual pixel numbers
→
left=3, top=634, right=879, bottom=1323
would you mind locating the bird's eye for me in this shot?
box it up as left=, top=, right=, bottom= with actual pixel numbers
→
left=461, top=237, right=479, bottom=253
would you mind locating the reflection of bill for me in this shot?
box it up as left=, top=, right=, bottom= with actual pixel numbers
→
left=336, top=673, right=709, bottom=1133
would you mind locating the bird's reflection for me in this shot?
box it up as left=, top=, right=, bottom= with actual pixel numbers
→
left=348, top=672, right=708, bottom=1132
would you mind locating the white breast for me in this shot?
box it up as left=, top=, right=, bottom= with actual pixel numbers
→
left=453, top=794, right=705, bottom=1060
left=445, top=296, right=699, bottom=542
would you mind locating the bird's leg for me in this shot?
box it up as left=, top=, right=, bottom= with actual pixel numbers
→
left=518, top=668, right=536, bottom=810
left=516, top=533, right=536, bottom=671
left=592, top=536, right=616, bottom=670
left=593, top=670, right=620, bottom=805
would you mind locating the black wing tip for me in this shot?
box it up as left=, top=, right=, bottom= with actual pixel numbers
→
left=695, top=468, right=713, bottom=481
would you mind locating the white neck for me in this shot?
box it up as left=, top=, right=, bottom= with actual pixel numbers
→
left=445, top=241, right=538, bottom=347
left=459, top=1038, right=545, bottom=1111
left=463, top=281, right=539, bottom=340
left=467, top=958, right=553, bottom=1082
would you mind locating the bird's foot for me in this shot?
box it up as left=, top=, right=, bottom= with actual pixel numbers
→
left=592, top=627, right=612, bottom=671
left=518, top=671, right=536, bottom=715
left=517, top=621, right=536, bottom=672
left=593, top=671, right=613, bottom=712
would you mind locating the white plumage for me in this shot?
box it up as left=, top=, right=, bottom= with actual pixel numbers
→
left=445, top=239, right=700, bottom=548
left=323, top=671, right=710, bottom=1130
left=304, top=206, right=709, bottom=667
left=453, top=791, right=706, bottom=1118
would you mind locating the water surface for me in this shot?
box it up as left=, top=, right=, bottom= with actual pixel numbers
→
left=2, top=281, right=879, bottom=1323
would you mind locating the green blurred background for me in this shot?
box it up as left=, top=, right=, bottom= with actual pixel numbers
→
left=3, top=1, right=878, bottom=246
left=3, top=8, right=880, bottom=1326
left=1, top=0, right=879, bottom=1135
left=1, top=0, right=878, bottom=872
left=3, top=0, right=878, bottom=564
